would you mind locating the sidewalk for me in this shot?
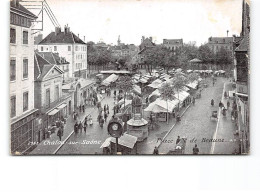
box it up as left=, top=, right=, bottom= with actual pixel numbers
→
left=210, top=82, right=240, bottom=154
left=30, top=106, right=95, bottom=155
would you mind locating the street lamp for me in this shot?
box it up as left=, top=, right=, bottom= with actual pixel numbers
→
left=107, top=118, right=124, bottom=154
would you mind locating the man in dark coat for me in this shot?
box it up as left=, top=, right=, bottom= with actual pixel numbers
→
left=74, top=122, right=78, bottom=134
left=176, top=136, right=181, bottom=145
left=78, top=121, right=83, bottom=132
left=153, top=146, right=159, bottom=155
left=193, top=144, right=199, bottom=155
left=57, top=128, right=62, bottom=141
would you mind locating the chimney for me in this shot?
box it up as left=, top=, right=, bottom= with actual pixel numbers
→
left=227, top=30, right=229, bottom=37
left=84, top=36, right=85, bottom=42
left=55, top=27, right=61, bottom=35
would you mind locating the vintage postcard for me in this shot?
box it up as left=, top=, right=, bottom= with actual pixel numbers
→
left=10, top=0, right=250, bottom=155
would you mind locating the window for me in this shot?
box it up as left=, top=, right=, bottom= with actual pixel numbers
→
left=23, top=92, right=28, bottom=112
left=23, top=58, right=28, bottom=79
left=54, top=46, right=57, bottom=51
left=68, top=46, right=71, bottom=51
left=75, top=46, right=78, bottom=51
left=10, top=59, right=16, bottom=81
left=55, top=85, right=59, bottom=101
left=23, top=31, right=28, bottom=44
left=11, top=96, right=16, bottom=118
left=41, top=46, right=43, bottom=51
left=10, top=28, right=16, bottom=44
left=46, top=89, right=50, bottom=108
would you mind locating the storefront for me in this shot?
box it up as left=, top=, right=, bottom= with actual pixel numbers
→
left=11, top=109, right=38, bottom=154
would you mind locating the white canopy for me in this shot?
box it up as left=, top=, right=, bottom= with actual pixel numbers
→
left=102, top=74, right=119, bottom=86
left=186, top=80, right=198, bottom=89
left=133, top=84, right=141, bottom=95
left=147, top=79, right=163, bottom=89
left=174, top=91, right=190, bottom=103
left=144, top=98, right=179, bottom=113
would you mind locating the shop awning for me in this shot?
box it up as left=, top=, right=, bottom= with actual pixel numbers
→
left=48, top=109, right=59, bottom=116
left=57, top=103, right=67, bottom=109
left=186, top=80, right=198, bottom=89
left=101, top=74, right=119, bottom=86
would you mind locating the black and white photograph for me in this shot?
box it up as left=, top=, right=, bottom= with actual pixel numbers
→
left=9, top=0, right=250, bottom=155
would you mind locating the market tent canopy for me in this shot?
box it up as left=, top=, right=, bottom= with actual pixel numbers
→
left=174, top=91, right=190, bottom=103
left=144, top=98, right=179, bottom=113
left=101, top=74, right=119, bottom=86
left=186, top=80, right=198, bottom=89
left=147, top=79, right=163, bottom=89
left=189, top=58, right=202, bottom=63
left=133, top=84, right=141, bottom=95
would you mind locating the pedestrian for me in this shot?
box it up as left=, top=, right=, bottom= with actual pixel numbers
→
left=84, top=120, right=87, bottom=132
left=100, top=116, right=104, bottom=129
left=104, top=105, right=106, bottom=112
left=104, top=112, right=108, bottom=122
left=193, top=144, right=199, bottom=155
left=60, top=122, right=64, bottom=136
left=176, top=136, right=181, bottom=145
left=82, top=104, right=85, bottom=113
left=73, top=111, right=77, bottom=121
left=114, top=90, right=116, bottom=97
left=78, top=121, right=83, bottom=132
left=219, top=101, right=223, bottom=108
left=153, top=146, right=159, bottom=155
left=57, top=128, right=62, bottom=141
left=192, top=97, right=195, bottom=105
left=79, top=105, right=82, bottom=113
left=227, top=100, right=230, bottom=109
left=224, top=91, right=228, bottom=98
left=107, top=104, right=109, bottom=114
left=89, top=115, right=93, bottom=126
left=211, top=99, right=214, bottom=106
left=74, top=122, right=78, bottom=134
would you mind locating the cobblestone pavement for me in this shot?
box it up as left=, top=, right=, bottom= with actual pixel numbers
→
left=158, top=77, right=231, bottom=155
left=56, top=92, right=115, bottom=155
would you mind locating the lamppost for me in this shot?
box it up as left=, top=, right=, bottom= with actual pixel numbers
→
left=107, top=118, right=124, bottom=154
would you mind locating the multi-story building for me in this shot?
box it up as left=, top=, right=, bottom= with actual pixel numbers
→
left=10, top=0, right=38, bottom=154
left=207, top=36, right=234, bottom=53
left=233, top=0, right=250, bottom=154
left=34, top=52, right=73, bottom=143
left=162, top=39, right=183, bottom=52
left=37, top=25, right=87, bottom=79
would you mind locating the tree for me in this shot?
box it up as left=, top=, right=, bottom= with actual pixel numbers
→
left=198, top=44, right=215, bottom=68
left=159, top=82, right=175, bottom=124
left=142, top=45, right=166, bottom=74
left=188, top=72, right=200, bottom=83
left=171, top=72, right=188, bottom=112
left=215, top=47, right=233, bottom=70
left=116, top=76, right=133, bottom=111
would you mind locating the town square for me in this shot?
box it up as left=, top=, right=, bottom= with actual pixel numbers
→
left=9, top=0, right=250, bottom=155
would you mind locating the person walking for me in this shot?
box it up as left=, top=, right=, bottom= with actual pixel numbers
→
left=227, top=100, right=230, bottom=109
left=82, top=104, right=85, bottom=113
left=84, top=119, right=87, bottom=132
left=211, top=99, right=214, bottom=106
left=104, top=111, right=108, bottom=122
left=219, top=101, right=223, bottom=108
left=100, top=116, right=104, bottom=129
left=74, top=122, right=79, bottom=134
left=89, top=115, right=93, bottom=126
left=57, top=128, right=62, bottom=141
left=153, top=146, right=159, bottom=155
left=78, top=121, right=83, bottom=133
left=193, top=144, right=199, bottom=155
left=107, top=104, right=110, bottom=114
left=192, top=97, right=195, bottom=105
left=104, top=105, right=106, bottom=112
left=176, top=136, right=181, bottom=145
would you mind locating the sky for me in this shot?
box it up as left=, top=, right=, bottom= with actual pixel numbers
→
left=28, top=0, right=243, bottom=46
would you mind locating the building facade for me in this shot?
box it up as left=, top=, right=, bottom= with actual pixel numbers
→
left=34, top=52, right=73, bottom=143
left=233, top=0, right=250, bottom=154
left=10, top=0, right=38, bottom=154
left=207, top=36, right=234, bottom=54
left=162, top=39, right=183, bottom=52
left=37, top=26, right=87, bottom=79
